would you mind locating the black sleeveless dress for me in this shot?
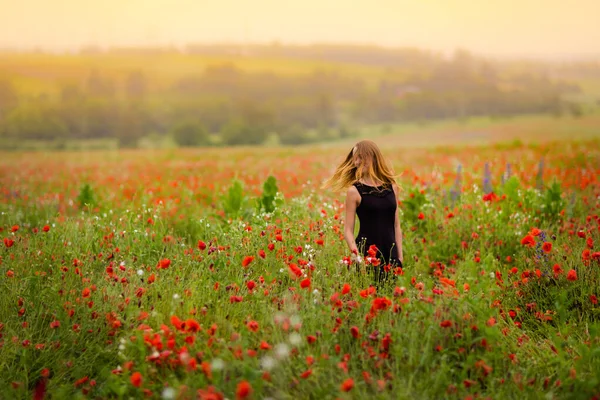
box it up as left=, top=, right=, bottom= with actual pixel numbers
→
left=353, top=182, right=402, bottom=272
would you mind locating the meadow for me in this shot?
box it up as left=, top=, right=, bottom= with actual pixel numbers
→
left=1, top=135, right=600, bottom=399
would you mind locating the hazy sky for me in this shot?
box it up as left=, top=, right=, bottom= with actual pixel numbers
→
left=1, top=0, right=599, bottom=58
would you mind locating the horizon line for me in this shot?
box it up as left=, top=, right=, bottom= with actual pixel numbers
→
left=1, top=41, right=599, bottom=63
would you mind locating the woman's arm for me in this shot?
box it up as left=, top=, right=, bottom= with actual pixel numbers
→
left=344, top=186, right=360, bottom=254
left=393, top=184, right=404, bottom=264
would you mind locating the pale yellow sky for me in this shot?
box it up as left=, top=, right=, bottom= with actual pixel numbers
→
left=0, top=0, right=599, bottom=58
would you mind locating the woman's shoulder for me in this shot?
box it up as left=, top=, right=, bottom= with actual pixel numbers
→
left=353, top=181, right=393, bottom=196
left=347, top=184, right=360, bottom=196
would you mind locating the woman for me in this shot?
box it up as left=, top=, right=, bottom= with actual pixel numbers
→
left=323, top=140, right=403, bottom=284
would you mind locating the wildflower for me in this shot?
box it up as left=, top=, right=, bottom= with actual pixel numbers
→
left=246, top=320, right=259, bottom=332
left=542, top=242, right=552, bottom=253
left=74, top=376, right=89, bottom=387
left=185, top=319, right=201, bottom=333
left=371, top=297, right=392, bottom=313
left=300, top=369, right=312, bottom=379
left=210, top=358, right=225, bottom=371
left=236, top=380, right=252, bottom=400
left=274, top=343, right=290, bottom=359
left=289, top=332, right=302, bottom=346
left=440, top=320, right=453, bottom=328
left=530, top=228, right=542, bottom=237
left=300, top=278, right=311, bottom=289
left=130, top=372, right=142, bottom=388
left=341, top=283, right=351, bottom=295
left=161, top=387, right=176, bottom=400
left=260, top=341, right=271, bottom=350
left=242, top=256, right=254, bottom=268
left=260, top=356, right=276, bottom=370
left=340, top=378, right=354, bottom=392
left=521, top=235, right=535, bottom=247
left=288, top=263, right=302, bottom=279
left=566, top=269, right=577, bottom=281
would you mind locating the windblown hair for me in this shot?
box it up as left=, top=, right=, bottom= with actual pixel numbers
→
left=322, top=140, right=398, bottom=192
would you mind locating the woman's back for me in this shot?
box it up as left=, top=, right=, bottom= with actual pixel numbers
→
left=353, top=182, right=398, bottom=265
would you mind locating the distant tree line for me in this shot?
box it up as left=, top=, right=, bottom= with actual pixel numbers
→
left=0, top=48, right=588, bottom=148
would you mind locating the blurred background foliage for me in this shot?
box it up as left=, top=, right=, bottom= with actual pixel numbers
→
left=0, top=45, right=598, bottom=150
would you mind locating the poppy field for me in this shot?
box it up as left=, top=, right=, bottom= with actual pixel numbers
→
left=1, top=138, right=600, bottom=399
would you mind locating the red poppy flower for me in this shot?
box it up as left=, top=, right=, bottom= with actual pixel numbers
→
left=259, top=341, right=271, bottom=350
left=246, top=320, right=259, bottom=332
left=300, top=369, right=312, bottom=379
left=288, top=263, right=302, bottom=279
left=185, top=319, right=201, bottom=333
left=300, top=278, right=311, bottom=289
left=242, top=256, right=254, bottom=268
left=440, top=320, right=453, bottom=328
left=520, top=235, right=535, bottom=247
left=236, top=380, right=252, bottom=399
left=566, top=269, right=577, bottom=281
left=130, top=372, right=142, bottom=388
left=340, top=378, right=354, bottom=392
left=529, top=228, right=542, bottom=236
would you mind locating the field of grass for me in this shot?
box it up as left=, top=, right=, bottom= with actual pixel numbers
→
left=1, top=134, right=599, bottom=399
left=360, top=113, right=600, bottom=148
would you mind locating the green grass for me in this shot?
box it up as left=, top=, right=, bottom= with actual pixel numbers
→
left=0, top=140, right=599, bottom=398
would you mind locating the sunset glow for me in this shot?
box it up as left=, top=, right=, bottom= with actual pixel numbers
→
left=1, top=0, right=599, bottom=58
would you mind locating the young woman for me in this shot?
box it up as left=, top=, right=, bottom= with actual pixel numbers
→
left=323, top=140, right=403, bottom=284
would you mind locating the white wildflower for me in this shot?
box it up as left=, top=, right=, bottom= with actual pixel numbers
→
left=274, top=343, right=290, bottom=359
left=162, top=387, right=176, bottom=400
left=211, top=358, right=225, bottom=371
left=289, top=332, right=302, bottom=346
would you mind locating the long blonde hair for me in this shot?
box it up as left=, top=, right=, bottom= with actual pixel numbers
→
left=322, top=140, right=398, bottom=192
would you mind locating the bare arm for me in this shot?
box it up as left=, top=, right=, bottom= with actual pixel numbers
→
left=393, top=184, right=404, bottom=264
left=344, top=186, right=361, bottom=254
